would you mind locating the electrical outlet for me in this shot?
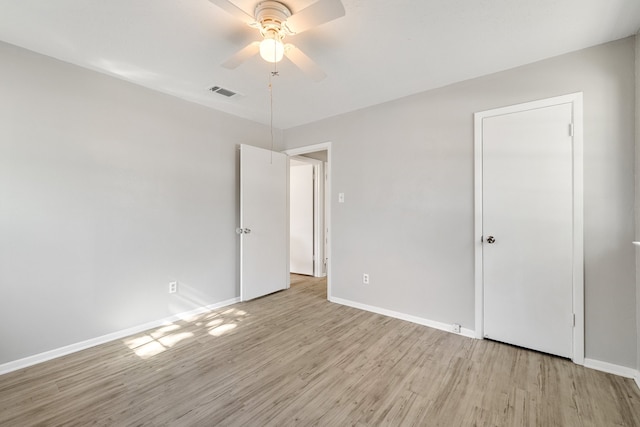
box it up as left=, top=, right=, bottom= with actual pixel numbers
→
left=169, top=281, right=178, bottom=294
left=452, top=323, right=461, bottom=333
left=362, top=273, right=369, bottom=284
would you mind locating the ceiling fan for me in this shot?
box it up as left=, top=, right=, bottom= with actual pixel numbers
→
left=209, top=0, right=345, bottom=81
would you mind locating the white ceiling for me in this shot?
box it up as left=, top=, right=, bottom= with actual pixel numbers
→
left=1, top=0, right=639, bottom=129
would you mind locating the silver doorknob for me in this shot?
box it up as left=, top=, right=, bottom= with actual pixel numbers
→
left=486, top=236, right=495, bottom=244
left=243, top=228, right=251, bottom=234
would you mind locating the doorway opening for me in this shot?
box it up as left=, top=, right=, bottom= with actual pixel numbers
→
left=290, top=273, right=328, bottom=301
left=290, top=156, right=326, bottom=277
left=284, top=142, right=332, bottom=299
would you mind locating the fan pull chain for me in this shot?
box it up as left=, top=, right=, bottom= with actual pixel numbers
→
left=268, top=72, right=275, bottom=164
left=272, top=40, right=279, bottom=77
left=268, top=41, right=279, bottom=164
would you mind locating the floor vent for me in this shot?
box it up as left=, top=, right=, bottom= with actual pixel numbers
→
left=209, top=85, right=239, bottom=97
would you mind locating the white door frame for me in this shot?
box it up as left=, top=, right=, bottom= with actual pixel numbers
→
left=474, top=93, right=584, bottom=364
left=291, top=156, right=325, bottom=277
left=284, top=142, right=332, bottom=299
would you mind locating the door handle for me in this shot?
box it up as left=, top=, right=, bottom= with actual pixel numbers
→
left=236, top=228, right=252, bottom=235
left=486, top=236, right=495, bottom=244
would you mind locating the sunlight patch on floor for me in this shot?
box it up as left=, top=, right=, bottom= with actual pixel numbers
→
left=124, top=335, right=154, bottom=349
left=150, top=324, right=181, bottom=338
left=209, top=323, right=237, bottom=337
left=132, top=340, right=167, bottom=359
left=158, top=332, right=194, bottom=347
left=122, top=307, right=249, bottom=359
left=207, top=318, right=225, bottom=328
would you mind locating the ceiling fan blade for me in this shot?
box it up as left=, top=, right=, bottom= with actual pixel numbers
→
left=208, top=0, right=256, bottom=26
left=222, top=42, right=260, bottom=69
left=284, top=44, right=327, bottom=82
left=284, top=0, right=345, bottom=34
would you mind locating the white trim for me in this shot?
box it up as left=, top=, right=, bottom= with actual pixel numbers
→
left=284, top=143, right=329, bottom=157
left=330, top=296, right=476, bottom=339
left=313, top=160, right=325, bottom=277
left=283, top=142, right=332, bottom=299
left=0, top=297, right=239, bottom=376
left=572, top=94, right=585, bottom=364
left=286, top=155, right=291, bottom=288
left=474, top=93, right=585, bottom=364
left=474, top=110, right=484, bottom=339
left=583, top=358, right=638, bottom=379
left=635, top=373, right=640, bottom=390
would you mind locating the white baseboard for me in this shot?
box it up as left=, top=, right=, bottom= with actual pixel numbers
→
left=0, top=297, right=240, bottom=376
left=583, top=358, right=638, bottom=379
left=329, top=296, right=476, bottom=339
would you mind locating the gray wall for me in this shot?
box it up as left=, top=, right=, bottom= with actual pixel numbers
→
left=0, top=41, right=278, bottom=364
left=284, top=37, right=637, bottom=368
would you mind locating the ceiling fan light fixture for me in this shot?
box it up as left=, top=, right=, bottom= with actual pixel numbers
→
left=214, top=0, right=343, bottom=80
left=259, top=35, right=284, bottom=63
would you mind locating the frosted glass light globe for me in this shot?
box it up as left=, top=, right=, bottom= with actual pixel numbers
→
left=260, top=37, right=284, bottom=63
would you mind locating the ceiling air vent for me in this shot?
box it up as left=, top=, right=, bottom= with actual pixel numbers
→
left=209, top=85, right=239, bottom=98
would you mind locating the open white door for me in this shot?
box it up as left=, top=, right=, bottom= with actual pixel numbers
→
left=289, top=160, right=314, bottom=275
left=239, top=144, right=288, bottom=301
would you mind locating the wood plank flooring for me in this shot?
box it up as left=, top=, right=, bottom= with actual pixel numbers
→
left=1, top=274, right=639, bottom=426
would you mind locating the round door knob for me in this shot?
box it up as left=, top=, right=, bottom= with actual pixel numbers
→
left=486, top=236, right=495, bottom=244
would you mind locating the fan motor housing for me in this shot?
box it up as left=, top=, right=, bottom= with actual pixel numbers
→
left=255, top=1, right=292, bottom=35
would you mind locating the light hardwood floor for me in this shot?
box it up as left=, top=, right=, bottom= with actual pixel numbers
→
left=1, top=274, right=639, bottom=426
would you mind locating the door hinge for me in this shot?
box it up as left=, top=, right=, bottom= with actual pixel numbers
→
left=569, top=123, right=574, bottom=137
left=572, top=313, right=575, bottom=327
